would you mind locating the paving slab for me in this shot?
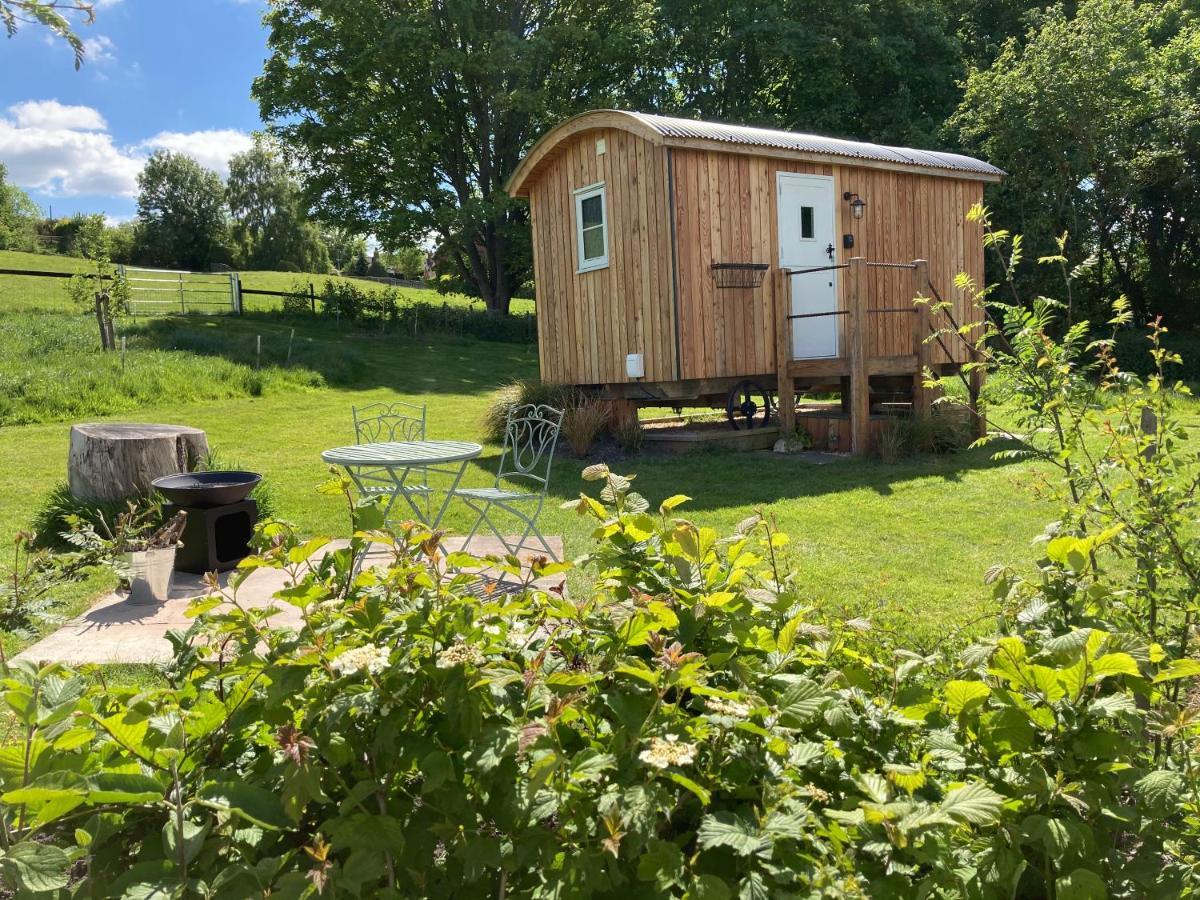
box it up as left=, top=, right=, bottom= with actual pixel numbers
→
left=16, top=536, right=565, bottom=666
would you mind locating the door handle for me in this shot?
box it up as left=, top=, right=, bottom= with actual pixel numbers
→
left=825, top=242, right=835, bottom=261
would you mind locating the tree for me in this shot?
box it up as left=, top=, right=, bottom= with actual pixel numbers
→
left=654, top=0, right=964, bottom=147
left=322, top=227, right=367, bottom=274
left=1, top=0, right=94, bottom=68
left=381, top=245, right=426, bottom=278
left=134, top=151, right=231, bottom=271
left=0, top=162, right=39, bottom=252
left=953, top=0, right=1200, bottom=325
left=226, top=136, right=330, bottom=273
left=255, top=0, right=663, bottom=315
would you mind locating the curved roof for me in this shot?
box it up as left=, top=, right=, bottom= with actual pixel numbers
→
left=508, top=110, right=1003, bottom=196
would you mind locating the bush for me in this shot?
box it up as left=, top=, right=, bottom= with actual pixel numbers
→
left=613, top=417, right=644, bottom=454
left=2, top=465, right=1196, bottom=896
left=875, top=406, right=973, bottom=460
left=562, top=396, right=610, bottom=457
left=480, top=378, right=572, bottom=443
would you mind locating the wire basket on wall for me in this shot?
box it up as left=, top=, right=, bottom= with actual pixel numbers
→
left=711, top=263, right=769, bottom=289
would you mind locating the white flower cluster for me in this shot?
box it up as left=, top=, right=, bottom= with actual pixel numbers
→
left=705, top=697, right=752, bottom=719
left=436, top=642, right=486, bottom=669
left=638, top=734, right=697, bottom=769
left=330, top=644, right=390, bottom=676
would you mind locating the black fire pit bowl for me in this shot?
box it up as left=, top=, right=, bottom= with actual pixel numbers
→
left=152, top=471, right=262, bottom=508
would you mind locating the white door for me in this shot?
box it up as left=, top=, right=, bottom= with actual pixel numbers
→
left=777, top=173, right=838, bottom=359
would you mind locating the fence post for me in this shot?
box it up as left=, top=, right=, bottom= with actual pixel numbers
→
left=848, top=257, right=870, bottom=456
left=775, top=269, right=796, bottom=437
left=178, top=271, right=186, bottom=314
left=309, top=282, right=316, bottom=314
left=230, top=272, right=243, bottom=315
left=911, top=259, right=933, bottom=418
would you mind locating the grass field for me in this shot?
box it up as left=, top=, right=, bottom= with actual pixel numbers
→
left=0, top=249, right=536, bottom=315
left=0, top=273, right=1068, bottom=655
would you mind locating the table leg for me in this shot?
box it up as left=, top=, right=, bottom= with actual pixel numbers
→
left=429, top=460, right=469, bottom=529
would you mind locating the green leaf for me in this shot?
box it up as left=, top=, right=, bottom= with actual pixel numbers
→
left=667, top=771, right=711, bottom=806
left=659, top=494, right=691, bottom=514
left=697, top=812, right=769, bottom=857
left=690, top=874, right=733, bottom=900
left=939, top=782, right=1003, bottom=825
left=1135, top=770, right=1185, bottom=813
left=1056, top=868, right=1107, bottom=900
left=0, top=841, right=72, bottom=892
left=89, top=772, right=164, bottom=804
left=945, top=680, right=991, bottom=715
left=163, top=817, right=209, bottom=867
left=197, top=780, right=289, bottom=830
left=1153, top=658, right=1200, bottom=683
left=775, top=678, right=823, bottom=726
left=1089, top=653, right=1139, bottom=682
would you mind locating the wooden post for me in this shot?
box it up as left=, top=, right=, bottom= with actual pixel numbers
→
left=911, top=259, right=933, bottom=418
left=775, top=269, right=796, bottom=436
left=608, top=397, right=639, bottom=432
left=847, top=257, right=870, bottom=455
left=968, top=340, right=987, bottom=439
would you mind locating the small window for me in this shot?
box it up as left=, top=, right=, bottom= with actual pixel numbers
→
left=800, top=206, right=815, bottom=240
left=574, top=182, right=609, bottom=272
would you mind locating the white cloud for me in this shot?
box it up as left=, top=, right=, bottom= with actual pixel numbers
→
left=81, top=34, right=116, bottom=64
left=137, top=129, right=253, bottom=177
left=0, top=99, right=252, bottom=199
left=9, top=99, right=106, bottom=131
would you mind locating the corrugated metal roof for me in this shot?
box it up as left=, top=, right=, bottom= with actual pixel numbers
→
left=625, top=112, right=1004, bottom=178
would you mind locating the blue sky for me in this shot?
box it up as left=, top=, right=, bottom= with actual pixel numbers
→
left=0, top=0, right=270, bottom=221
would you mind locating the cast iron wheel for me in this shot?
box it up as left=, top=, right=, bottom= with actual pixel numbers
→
left=726, top=380, right=773, bottom=430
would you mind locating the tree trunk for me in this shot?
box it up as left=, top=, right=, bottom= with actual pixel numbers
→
left=68, top=423, right=209, bottom=503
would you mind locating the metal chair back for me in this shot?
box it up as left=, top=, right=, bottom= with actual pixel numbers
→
left=353, top=402, right=427, bottom=444
left=496, top=404, right=562, bottom=492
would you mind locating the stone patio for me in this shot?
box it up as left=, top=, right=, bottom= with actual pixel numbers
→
left=16, top=535, right=565, bottom=666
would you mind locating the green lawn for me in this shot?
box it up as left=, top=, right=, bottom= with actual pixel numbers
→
left=0, top=249, right=535, bottom=315
left=0, top=302, right=1063, bottom=654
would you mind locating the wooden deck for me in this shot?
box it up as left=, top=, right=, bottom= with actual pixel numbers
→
left=775, top=257, right=985, bottom=455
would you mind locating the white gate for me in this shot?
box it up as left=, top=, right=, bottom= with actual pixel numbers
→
left=120, top=266, right=241, bottom=316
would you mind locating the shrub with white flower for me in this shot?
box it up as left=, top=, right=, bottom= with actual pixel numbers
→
left=436, top=641, right=485, bottom=669
left=705, top=697, right=752, bottom=719
left=638, top=734, right=697, bottom=769
left=330, top=644, right=390, bottom=676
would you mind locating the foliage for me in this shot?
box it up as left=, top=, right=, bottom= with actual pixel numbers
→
left=29, top=482, right=130, bottom=552
left=65, top=214, right=130, bottom=351
left=562, top=395, right=610, bottom=458
left=876, top=408, right=974, bottom=461
left=254, top=0, right=662, bottom=315
left=315, top=280, right=536, bottom=343
left=227, top=136, right=331, bottom=274
left=481, top=379, right=573, bottom=444
left=613, top=418, right=645, bottom=455
left=380, top=244, right=425, bottom=279
left=0, top=527, right=110, bottom=640
left=0, top=0, right=93, bottom=67
left=4, top=439, right=1198, bottom=895
left=0, top=162, right=39, bottom=252
left=656, top=0, right=964, bottom=147
left=134, top=151, right=232, bottom=271
left=321, top=227, right=367, bottom=274
left=953, top=0, right=1200, bottom=326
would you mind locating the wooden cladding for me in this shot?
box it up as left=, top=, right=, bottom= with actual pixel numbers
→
left=525, top=130, right=985, bottom=386
left=527, top=127, right=676, bottom=385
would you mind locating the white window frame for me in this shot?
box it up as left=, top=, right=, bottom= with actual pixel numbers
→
left=573, top=182, right=609, bottom=273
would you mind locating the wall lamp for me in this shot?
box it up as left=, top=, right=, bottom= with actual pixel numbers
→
left=843, top=191, right=867, bottom=220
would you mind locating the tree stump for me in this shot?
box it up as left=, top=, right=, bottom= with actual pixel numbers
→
left=68, top=423, right=209, bottom=503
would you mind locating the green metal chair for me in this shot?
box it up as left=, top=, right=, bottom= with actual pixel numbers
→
left=351, top=402, right=430, bottom=517
left=453, top=403, right=563, bottom=560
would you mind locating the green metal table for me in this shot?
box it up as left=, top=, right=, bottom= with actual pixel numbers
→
left=321, top=440, right=483, bottom=528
